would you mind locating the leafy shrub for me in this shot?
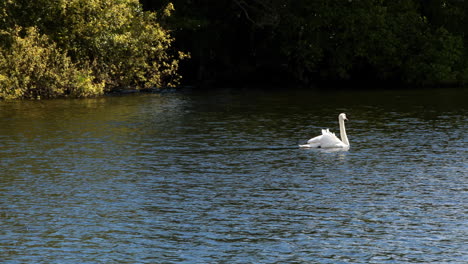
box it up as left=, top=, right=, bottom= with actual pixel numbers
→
left=0, top=1, right=187, bottom=99
left=0, top=27, right=104, bottom=99
left=54, top=0, right=188, bottom=90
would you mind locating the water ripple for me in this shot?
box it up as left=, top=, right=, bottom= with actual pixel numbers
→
left=1, top=89, right=467, bottom=263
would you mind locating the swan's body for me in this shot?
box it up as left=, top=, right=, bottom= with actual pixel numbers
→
left=299, top=113, right=350, bottom=149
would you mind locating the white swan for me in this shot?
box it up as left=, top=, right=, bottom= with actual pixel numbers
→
left=299, top=113, right=350, bottom=149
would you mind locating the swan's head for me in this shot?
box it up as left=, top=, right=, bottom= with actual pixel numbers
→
left=339, top=113, right=348, bottom=121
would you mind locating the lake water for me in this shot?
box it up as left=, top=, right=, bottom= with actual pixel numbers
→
left=0, top=88, right=467, bottom=263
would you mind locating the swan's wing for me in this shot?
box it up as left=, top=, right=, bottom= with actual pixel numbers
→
left=301, top=129, right=346, bottom=148
left=301, top=135, right=323, bottom=148
left=307, top=134, right=323, bottom=144
left=319, top=129, right=345, bottom=148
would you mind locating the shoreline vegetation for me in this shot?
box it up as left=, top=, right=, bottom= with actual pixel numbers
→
left=145, top=0, right=468, bottom=90
left=0, top=0, right=188, bottom=100
left=2, top=1, right=468, bottom=100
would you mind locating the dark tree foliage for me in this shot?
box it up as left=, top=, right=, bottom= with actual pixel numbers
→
left=142, top=0, right=468, bottom=88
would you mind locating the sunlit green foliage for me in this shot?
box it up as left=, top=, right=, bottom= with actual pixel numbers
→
left=0, top=27, right=104, bottom=99
left=0, top=0, right=186, bottom=99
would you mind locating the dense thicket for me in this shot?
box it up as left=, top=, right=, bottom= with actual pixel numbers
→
left=0, top=0, right=187, bottom=99
left=143, top=0, right=468, bottom=88
left=1, top=0, right=466, bottom=99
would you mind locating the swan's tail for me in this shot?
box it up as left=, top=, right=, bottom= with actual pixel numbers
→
left=299, top=142, right=321, bottom=148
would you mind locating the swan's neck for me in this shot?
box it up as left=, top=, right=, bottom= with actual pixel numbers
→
left=339, top=118, right=349, bottom=146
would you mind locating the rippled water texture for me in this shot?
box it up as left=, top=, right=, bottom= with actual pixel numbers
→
left=1, top=88, right=467, bottom=263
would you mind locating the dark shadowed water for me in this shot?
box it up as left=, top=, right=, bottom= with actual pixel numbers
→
left=1, top=88, right=467, bottom=263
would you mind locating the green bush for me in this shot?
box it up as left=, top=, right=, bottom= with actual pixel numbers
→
left=54, top=0, right=188, bottom=90
left=0, top=27, right=104, bottom=99
left=0, top=1, right=187, bottom=99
